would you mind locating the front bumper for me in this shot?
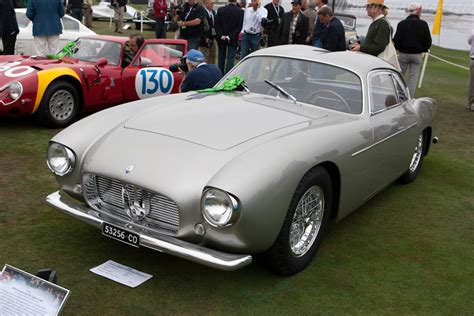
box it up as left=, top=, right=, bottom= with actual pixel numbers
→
left=46, top=191, right=252, bottom=271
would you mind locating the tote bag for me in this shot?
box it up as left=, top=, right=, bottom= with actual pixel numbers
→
left=378, top=20, right=401, bottom=71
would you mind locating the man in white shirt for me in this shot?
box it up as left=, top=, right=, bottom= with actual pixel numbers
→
left=240, top=0, right=267, bottom=59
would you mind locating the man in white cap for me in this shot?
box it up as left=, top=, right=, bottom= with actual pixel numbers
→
left=179, top=49, right=223, bottom=92
left=393, top=3, right=432, bottom=97
left=351, top=0, right=390, bottom=56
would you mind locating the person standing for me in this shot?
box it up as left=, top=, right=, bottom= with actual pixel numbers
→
left=177, top=0, right=206, bottom=51
left=310, top=0, right=328, bottom=47
left=70, top=0, right=83, bottom=22
left=215, top=0, right=243, bottom=74
left=26, top=0, right=65, bottom=56
left=83, top=0, right=93, bottom=28
left=468, top=30, right=474, bottom=111
left=0, top=0, right=19, bottom=55
left=202, top=0, right=217, bottom=64
left=277, top=0, right=308, bottom=45
left=318, top=7, right=345, bottom=51
left=179, top=49, right=222, bottom=92
left=393, top=3, right=432, bottom=98
left=154, top=0, right=168, bottom=38
left=303, top=0, right=317, bottom=44
left=263, top=0, right=284, bottom=47
left=240, top=0, right=267, bottom=59
left=351, top=0, right=390, bottom=56
left=111, top=0, right=127, bottom=33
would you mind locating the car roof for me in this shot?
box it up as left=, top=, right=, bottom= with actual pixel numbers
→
left=249, top=45, right=395, bottom=76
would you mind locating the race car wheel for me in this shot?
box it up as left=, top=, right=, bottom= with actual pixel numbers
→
left=37, top=81, right=79, bottom=128
left=264, top=166, right=332, bottom=276
left=398, top=130, right=427, bottom=184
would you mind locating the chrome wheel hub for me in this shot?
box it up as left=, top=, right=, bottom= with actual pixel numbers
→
left=49, top=89, right=74, bottom=121
left=409, top=134, right=423, bottom=173
left=289, top=185, right=324, bottom=257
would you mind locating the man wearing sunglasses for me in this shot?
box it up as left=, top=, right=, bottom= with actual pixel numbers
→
left=351, top=0, right=391, bottom=56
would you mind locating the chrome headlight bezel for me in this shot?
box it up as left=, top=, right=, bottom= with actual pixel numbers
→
left=47, top=142, right=76, bottom=176
left=201, top=187, right=240, bottom=227
left=0, top=81, right=23, bottom=106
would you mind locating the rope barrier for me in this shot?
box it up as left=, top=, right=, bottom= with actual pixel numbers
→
left=429, top=53, right=469, bottom=71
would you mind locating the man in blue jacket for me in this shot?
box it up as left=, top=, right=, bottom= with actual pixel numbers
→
left=318, top=7, right=346, bottom=51
left=179, top=49, right=223, bottom=92
left=0, top=0, right=19, bottom=55
left=26, top=0, right=65, bottom=56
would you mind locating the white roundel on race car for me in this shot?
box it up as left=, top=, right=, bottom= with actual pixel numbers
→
left=135, top=67, right=174, bottom=99
left=0, top=61, right=35, bottom=77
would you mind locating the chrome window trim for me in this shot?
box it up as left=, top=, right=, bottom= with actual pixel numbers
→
left=368, top=70, right=403, bottom=116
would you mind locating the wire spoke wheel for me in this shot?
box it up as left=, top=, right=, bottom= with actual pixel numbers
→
left=409, top=133, right=424, bottom=173
left=289, top=185, right=324, bottom=257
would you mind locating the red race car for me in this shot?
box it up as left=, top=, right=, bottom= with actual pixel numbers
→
left=0, top=35, right=187, bottom=127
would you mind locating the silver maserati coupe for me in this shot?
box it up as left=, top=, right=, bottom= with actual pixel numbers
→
left=46, top=45, right=438, bottom=275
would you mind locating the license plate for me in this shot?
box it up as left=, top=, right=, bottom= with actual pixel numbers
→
left=102, top=223, right=140, bottom=248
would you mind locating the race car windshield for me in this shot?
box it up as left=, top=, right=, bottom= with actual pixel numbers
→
left=72, top=38, right=122, bottom=66
left=225, top=56, right=363, bottom=114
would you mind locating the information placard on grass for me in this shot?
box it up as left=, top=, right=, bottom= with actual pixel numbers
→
left=0, top=264, right=70, bottom=316
left=90, top=260, right=153, bottom=288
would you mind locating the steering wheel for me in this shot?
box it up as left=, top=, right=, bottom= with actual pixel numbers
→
left=306, top=89, right=351, bottom=113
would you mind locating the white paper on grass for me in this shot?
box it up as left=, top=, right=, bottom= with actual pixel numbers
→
left=89, top=260, right=152, bottom=288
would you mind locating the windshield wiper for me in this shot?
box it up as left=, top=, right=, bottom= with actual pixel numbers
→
left=264, top=79, right=297, bottom=104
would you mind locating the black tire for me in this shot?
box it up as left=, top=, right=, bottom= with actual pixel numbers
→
left=36, top=80, right=80, bottom=128
left=264, top=166, right=332, bottom=276
left=398, top=130, right=426, bottom=184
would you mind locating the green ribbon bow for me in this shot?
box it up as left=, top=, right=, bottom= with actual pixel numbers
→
left=197, top=75, right=246, bottom=93
left=46, top=41, right=77, bottom=59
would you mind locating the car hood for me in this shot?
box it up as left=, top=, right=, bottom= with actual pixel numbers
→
left=0, top=56, right=85, bottom=86
left=123, top=93, right=319, bottom=150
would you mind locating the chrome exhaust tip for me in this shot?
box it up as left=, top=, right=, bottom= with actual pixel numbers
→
left=432, top=136, right=439, bottom=144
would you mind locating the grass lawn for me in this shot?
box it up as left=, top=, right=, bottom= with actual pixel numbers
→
left=0, top=45, right=473, bottom=314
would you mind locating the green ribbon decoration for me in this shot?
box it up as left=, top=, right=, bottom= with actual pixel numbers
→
left=196, top=75, right=245, bottom=93
left=46, top=41, right=77, bottom=59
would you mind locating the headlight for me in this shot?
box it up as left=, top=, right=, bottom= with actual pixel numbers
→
left=9, top=82, right=22, bottom=100
left=201, top=188, right=240, bottom=227
left=47, top=142, right=76, bottom=176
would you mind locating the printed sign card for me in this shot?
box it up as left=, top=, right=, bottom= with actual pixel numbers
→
left=90, top=260, right=152, bottom=288
left=0, top=264, right=70, bottom=316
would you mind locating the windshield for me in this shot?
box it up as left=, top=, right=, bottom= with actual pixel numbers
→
left=336, top=14, right=356, bottom=30
left=225, top=56, right=363, bottom=114
left=71, top=38, right=122, bottom=66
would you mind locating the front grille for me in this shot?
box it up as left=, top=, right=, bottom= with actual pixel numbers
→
left=84, top=174, right=180, bottom=234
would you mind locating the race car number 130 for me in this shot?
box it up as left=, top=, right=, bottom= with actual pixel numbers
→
left=135, top=67, right=174, bottom=99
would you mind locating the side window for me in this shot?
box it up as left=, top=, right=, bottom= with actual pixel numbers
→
left=392, top=74, right=409, bottom=102
left=62, top=17, right=80, bottom=31
left=370, top=72, right=398, bottom=114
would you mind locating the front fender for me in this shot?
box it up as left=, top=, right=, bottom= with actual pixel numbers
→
left=32, top=67, right=82, bottom=114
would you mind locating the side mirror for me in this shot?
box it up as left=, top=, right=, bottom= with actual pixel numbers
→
left=97, top=58, right=108, bottom=67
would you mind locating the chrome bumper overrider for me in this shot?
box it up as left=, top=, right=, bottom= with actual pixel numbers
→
left=46, top=191, right=252, bottom=271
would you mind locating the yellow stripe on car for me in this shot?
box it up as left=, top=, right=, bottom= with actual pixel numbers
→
left=32, top=68, right=81, bottom=114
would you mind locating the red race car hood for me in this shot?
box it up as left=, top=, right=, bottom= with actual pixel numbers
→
left=0, top=56, right=83, bottom=87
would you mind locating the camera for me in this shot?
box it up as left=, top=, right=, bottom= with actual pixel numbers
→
left=169, top=56, right=188, bottom=73
left=348, top=35, right=359, bottom=50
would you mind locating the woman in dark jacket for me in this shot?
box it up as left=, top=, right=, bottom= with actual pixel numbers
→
left=0, top=0, right=20, bottom=55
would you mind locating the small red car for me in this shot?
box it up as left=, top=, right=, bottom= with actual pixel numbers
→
left=0, top=35, right=187, bottom=127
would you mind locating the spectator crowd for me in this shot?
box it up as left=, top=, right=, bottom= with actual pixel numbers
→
left=0, top=0, right=445, bottom=99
